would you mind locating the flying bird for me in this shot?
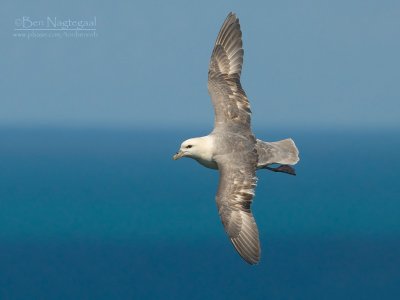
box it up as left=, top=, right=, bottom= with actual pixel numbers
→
left=173, top=13, right=299, bottom=265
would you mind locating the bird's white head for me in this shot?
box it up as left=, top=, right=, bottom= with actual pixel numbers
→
left=173, top=136, right=214, bottom=161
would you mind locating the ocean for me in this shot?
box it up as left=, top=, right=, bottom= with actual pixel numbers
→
left=0, top=127, right=399, bottom=299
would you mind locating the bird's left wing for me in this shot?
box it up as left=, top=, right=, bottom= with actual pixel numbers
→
left=208, top=13, right=252, bottom=130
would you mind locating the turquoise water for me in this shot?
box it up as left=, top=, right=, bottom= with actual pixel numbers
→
left=0, top=128, right=399, bottom=299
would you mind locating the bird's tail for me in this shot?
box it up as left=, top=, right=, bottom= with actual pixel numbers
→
left=256, top=138, right=300, bottom=167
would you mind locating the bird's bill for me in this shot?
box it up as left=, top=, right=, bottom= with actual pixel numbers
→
left=173, top=150, right=184, bottom=160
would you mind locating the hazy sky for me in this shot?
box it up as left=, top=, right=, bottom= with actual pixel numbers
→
left=1, top=0, right=399, bottom=129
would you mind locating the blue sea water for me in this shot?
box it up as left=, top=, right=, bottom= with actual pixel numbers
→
left=0, top=128, right=399, bottom=299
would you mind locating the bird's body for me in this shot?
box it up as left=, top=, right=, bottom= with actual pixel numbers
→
left=182, top=134, right=299, bottom=170
left=173, top=13, right=299, bottom=264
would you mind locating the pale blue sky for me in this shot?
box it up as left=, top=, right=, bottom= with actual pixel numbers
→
left=1, top=0, right=399, bottom=129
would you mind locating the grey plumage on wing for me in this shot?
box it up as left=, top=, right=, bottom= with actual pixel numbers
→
left=208, top=13, right=261, bottom=264
left=212, top=130, right=260, bottom=264
left=174, top=12, right=299, bottom=265
left=208, top=13, right=299, bottom=264
left=208, top=12, right=250, bottom=129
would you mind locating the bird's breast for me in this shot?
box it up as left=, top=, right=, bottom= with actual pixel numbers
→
left=195, top=157, right=219, bottom=170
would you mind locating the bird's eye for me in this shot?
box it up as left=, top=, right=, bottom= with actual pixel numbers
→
left=186, top=145, right=193, bottom=149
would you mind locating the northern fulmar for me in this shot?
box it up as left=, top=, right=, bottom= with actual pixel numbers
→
left=173, top=13, right=300, bottom=265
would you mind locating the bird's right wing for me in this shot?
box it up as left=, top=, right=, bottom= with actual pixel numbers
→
left=214, top=150, right=260, bottom=265
left=208, top=13, right=252, bottom=130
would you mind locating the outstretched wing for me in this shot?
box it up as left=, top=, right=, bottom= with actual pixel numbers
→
left=208, top=13, right=252, bottom=130
left=215, top=148, right=260, bottom=265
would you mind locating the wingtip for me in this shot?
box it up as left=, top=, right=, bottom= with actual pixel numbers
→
left=244, top=254, right=261, bottom=265
left=242, top=251, right=261, bottom=265
left=231, top=236, right=261, bottom=265
left=225, top=12, right=238, bottom=22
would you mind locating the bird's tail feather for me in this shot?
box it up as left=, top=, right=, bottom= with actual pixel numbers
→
left=256, top=138, right=300, bottom=167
